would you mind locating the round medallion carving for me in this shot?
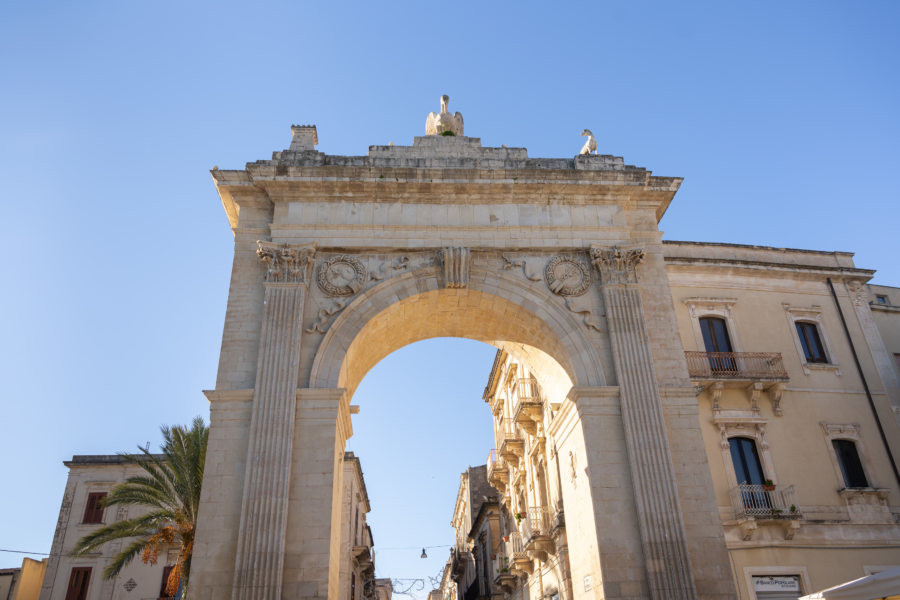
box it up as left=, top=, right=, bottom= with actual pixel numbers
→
left=545, top=256, right=592, bottom=296
left=317, top=255, right=367, bottom=296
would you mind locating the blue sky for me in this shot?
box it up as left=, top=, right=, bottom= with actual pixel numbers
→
left=1, top=0, right=898, bottom=595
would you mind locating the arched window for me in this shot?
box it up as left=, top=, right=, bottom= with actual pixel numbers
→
left=795, top=321, right=828, bottom=363
left=832, top=439, right=869, bottom=488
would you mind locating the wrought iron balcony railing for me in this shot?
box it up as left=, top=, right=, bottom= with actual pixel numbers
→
left=730, top=483, right=801, bottom=520
left=685, top=351, right=788, bottom=380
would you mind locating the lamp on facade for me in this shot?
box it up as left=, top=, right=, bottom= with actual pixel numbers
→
left=420, top=548, right=428, bottom=559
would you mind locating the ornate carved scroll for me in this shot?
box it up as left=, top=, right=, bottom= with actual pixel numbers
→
left=440, top=247, right=470, bottom=288
left=306, top=298, right=350, bottom=334
left=589, top=245, right=644, bottom=284
left=257, top=241, right=317, bottom=283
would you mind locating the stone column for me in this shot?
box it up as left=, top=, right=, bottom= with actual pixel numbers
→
left=231, top=241, right=316, bottom=600
left=590, top=245, right=698, bottom=600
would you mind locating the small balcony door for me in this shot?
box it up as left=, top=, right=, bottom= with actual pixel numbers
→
left=699, top=317, right=735, bottom=372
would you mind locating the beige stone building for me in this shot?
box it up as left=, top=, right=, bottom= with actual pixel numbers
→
left=444, top=243, right=900, bottom=600
left=447, top=466, right=505, bottom=600
left=37, top=455, right=177, bottom=600
left=38, top=453, right=385, bottom=600
left=189, top=101, right=900, bottom=600
left=0, top=557, right=48, bottom=600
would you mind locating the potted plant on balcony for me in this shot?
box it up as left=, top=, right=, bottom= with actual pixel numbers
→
left=515, top=512, right=523, bottom=523
left=762, top=479, right=776, bottom=492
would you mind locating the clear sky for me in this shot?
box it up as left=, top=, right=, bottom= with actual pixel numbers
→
left=1, top=0, right=899, bottom=596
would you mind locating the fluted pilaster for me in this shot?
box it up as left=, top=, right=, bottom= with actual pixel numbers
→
left=232, top=242, right=315, bottom=600
left=591, top=245, right=698, bottom=600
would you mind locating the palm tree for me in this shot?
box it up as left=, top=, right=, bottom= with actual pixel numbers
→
left=70, top=416, right=208, bottom=598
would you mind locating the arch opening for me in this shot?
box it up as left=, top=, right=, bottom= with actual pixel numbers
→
left=309, top=269, right=606, bottom=400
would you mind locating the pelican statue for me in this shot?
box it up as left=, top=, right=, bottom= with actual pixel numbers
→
left=579, top=129, right=597, bottom=155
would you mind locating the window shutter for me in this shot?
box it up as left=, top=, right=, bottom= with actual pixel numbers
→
left=65, top=567, right=91, bottom=600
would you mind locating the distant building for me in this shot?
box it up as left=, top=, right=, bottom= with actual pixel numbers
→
left=448, top=466, right=505, bottom=600
left=39, top=452, right=387, bottom=600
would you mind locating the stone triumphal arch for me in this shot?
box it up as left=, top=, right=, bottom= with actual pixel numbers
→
left=191, top=103, right=736, bottom=600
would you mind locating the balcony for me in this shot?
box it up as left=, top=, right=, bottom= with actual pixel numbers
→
left=730, top=483, right=801, bottom=521
left=512, top=377, right=542, bottom=435
left=520, top=507, right=555, bottom=561
left=685, top=352, right=788, bottom=381
left=685, top=352, right=789, bottom=414
left=492, top=547, right=516, bottom=592
left=486, top=449, right=507, bottom=492
left=450, top=547, right=470, bottom=580
left=497, top=418, right=524, bottom=467
left=506, top=532, right=532, bottom=575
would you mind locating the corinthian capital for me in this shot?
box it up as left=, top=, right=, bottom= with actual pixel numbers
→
left=589, top=244, right=645, bottom=285
left=257, top=241, right=317, bottom=283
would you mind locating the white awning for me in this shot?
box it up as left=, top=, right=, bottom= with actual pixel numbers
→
left=799, top=567, right=900, bottom=600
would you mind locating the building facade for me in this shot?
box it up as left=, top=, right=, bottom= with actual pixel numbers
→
left=454, top=243, right=900, bottom=600
left=190, top=101, right=900, bottom=600
left=39, top=453, right=384, bottom=600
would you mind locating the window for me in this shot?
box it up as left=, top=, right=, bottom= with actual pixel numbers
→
left=82, top=492, right=106, bottom=524
left=832, top=440, right=869, bottom=488
left=729, top=437, right=766, bottom=486
left=795, top=322, right=828, bottom=363
left=700, top=316, right=737, bottom=372
left=700, top=317, right=733, bottom=353
left=65, top=567, right=91, bottom=600
left=875, top=295, right=888, bottom=305
left=160, top=565, right=176, bottom=598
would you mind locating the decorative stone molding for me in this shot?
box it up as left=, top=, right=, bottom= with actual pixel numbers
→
left=846, top=280, right=869, bottom=307
left=307, top=298, right=350, bottom=334
left=589, top=244, right=644, bottom=284
left=682, top=297, right=741, bottom=352
left=783, top=303, right=840, bottom=375
left=257, top=241, right=316, bottom=283
left=770, top=383, right=785, bottom=416
left=545, top=256, right=592, bottom=296
left=440, top=247, right=470, bottom=288
left=317, top=255, right=367, bottom=296
left=502, top=254, right=542, bottom=282
left=710, top=381, right=725, bottom=413
left=564, top=297, right=603, bottom=332
left=820, top=422, right=861, bottom=439
left=736, top=517, right=757, bottom=541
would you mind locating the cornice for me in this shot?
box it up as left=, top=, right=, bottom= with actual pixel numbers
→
left=664, top=257, right=874, bottom=281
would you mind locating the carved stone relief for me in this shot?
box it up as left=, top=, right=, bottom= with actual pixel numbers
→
left=846, top=280, right=868, bottom=307
left=545, top=256, right=592, bottom=296
left=317, top=255, right=367, bottom=296
left=564, top=297, right=603, bottom=332
left=589, top=244, right=645, bottom=284
left=502, top=254, right=542, bottom=282
left=257, top=241, right=317, bottom=283
left=307, top=298, right=350, bottom=334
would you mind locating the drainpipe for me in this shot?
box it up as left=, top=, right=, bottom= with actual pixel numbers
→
left=826, top=278, right=900, bottom=486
